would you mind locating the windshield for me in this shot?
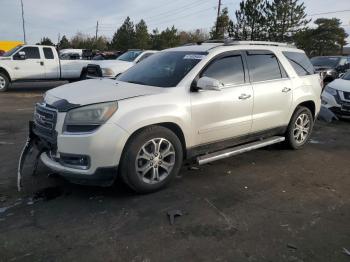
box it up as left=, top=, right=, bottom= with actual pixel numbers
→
left=117, top=50, right=142, bottom=62
left=2, top=45, right=23, bottom=57
left=117, top=51, right=207, bottom=87
left=342, top=71, right=350, bottom=80
left=311, top=57, right=340, bottom=68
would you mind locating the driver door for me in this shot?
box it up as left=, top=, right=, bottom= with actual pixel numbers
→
left=191, top=52, right=253, bottom=145
left=12, top=46, right=45, bottom=79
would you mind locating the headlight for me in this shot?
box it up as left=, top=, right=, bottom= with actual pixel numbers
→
left=64, top=102, right=118, bottom=132
left=101, top=68, right=115, bottom=77
left=324, top=86, right=338, bottom=96
left=326, top=69, right=336, bottom=76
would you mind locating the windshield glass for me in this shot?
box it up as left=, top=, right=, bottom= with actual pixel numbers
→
left=117, top=50, right=142, bottom=62
left=342, top=71, right=350, bottom=80
left=2, top=45, right=23, bottom=57
left=117, top=51, right=207, bottom=87
left=310, top=57, right=340, bottom=68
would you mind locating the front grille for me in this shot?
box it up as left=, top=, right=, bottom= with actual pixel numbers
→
left=33, top=103, right=57, bottom=144
left=344, top=91, right=350, bottom=100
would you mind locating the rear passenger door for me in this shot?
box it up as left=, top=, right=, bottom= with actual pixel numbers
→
left=191, top=52, right=253, bottom=145
left=43, top=47, right=59, bottom=79
left=245, top=50, right=292, bottom=133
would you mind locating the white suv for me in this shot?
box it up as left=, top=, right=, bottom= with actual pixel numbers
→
left=25, top=41, right=321, bottom=193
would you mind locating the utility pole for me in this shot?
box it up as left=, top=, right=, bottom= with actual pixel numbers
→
left=95, top=21, right=99, bottom=42
left=215, top=0, right=222, bottom=38
left=20, top=0, right=26, bottom=44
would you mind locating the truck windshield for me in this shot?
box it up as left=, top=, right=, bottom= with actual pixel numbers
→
left=310, top=57, right=340, bottom=68
left=117, top=51, right=207, bottom=87
left=2, top=45, right=23, bottom=57
left=117, top=51, right=142, bottom=62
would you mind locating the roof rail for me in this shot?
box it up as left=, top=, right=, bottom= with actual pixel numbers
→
left=224, top=39, right=295, bottom=48
left=203, top=39, right=225, bottom=43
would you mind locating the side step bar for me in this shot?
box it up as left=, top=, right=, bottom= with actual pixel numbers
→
left=197, top=136, right=285, bottom=165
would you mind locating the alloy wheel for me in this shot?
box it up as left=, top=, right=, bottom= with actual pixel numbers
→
left=135, top=138, right=176, bottom=184
left=293, top=113, right=311, bottom=144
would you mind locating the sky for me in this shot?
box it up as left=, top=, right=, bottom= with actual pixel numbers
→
left=1, top=0, right=349, bottom=45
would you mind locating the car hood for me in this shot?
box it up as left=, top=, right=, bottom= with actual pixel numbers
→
left=45, top=79, right=163, bottom=106
left=328, top=79, right=350, bottom=92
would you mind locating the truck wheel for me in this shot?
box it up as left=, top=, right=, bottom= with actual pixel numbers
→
left=0, top=72, right=10, bottom=92
left=285, top=106, right=314, bottom=149
left=120, top=126, right=183, bottom=193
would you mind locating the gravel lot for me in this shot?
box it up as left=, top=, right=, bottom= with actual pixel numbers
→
left=0, top=83, right=349, bottom=262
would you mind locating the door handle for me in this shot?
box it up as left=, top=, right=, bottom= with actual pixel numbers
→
left=36, top=61, right=44, bottom=66
left=282, top=87, right=291, bottom=93
left=238, top=94, right=251, bottom=100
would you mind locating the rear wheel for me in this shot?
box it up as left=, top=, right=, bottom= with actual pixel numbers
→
left=0, top=72, right=10, bottom=92
left=120, top=126, right=183, bottom=193
left=286, top=106, right=314, bottom=149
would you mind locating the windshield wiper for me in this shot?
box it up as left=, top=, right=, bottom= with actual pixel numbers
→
left=126, top=80, right=147, bottom=85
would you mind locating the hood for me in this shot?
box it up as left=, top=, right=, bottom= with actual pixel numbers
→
left=0, top=57, right=11, bottom=61
left=328, top=78, right=350, bottom=92
left=45, top=79, right=163, bottom=106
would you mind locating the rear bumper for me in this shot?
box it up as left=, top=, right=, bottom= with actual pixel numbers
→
left=41, top=152, right=117, bottom=186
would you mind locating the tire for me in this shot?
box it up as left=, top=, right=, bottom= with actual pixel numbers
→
left=285, top=106, right=314, bottom=149
left=120, top=125, right=183, bottom=193
left=0, top=72, right=10, bottom=92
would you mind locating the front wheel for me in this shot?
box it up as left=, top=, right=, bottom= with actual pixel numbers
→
left=120, top=126, right=183, bottom=193
left=0, top=72, right=10, bottom=92
left=285, top=106, right=314, bottom=149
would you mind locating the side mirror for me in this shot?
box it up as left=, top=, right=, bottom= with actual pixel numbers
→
left=14, top=51, right=26, bottom=60
left=196, top=76, right=224, bottom=91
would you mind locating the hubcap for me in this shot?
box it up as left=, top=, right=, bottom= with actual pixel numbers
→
left=0, top=76, right=6, bottom=89
left=135, top=138, right=176, bottom=184
left=293, top=113, right=310, bottom=144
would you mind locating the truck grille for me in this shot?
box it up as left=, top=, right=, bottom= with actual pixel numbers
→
left=33, top=103, right=58, bottom=144
left=343, top=91, right=350, bottom=100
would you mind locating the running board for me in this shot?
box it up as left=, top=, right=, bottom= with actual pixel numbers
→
left=197, top=136, right=285, bottom=165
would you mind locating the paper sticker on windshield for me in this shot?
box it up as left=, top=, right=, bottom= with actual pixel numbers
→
left=183, top=54, right=206, bottom=60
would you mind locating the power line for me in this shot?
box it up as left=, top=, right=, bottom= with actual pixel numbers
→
left=309, top=9, right=350, bottom=16
left=148, top=6, right=216, bottom=28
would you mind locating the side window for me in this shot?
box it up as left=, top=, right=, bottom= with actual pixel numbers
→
left=20, top=47, right=40, bottom=59
left=43, top=48, right=54, bottom=59
left=201, top=55, right=245, bottom=85
left=246, top=53, right=282, bottom=82
left=283, top=51, right=315, bottom=76
left=138, top=53, right=154, bottom=62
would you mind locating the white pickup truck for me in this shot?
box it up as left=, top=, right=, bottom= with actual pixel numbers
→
left=0, top=45, right=91, bottom=92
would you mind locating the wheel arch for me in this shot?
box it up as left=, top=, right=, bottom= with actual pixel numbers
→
left=296, top=100, right=316, bottom=119
left=122, top=122, right=187, bottom=160
left=0, top=67, right=11, bottom=82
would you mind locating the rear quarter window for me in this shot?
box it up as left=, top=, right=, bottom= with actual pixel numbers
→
left=283, top=51, right=315, bottom=76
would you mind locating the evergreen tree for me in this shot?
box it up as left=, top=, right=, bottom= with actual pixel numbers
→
left=110, top=17, right=136, bottom=51
left=210, top=7, right=231, bottom=39
left=38, top=37, right=54, bottom=46
left=231, top=0, right=266, bottom=40
left=58, top=35, right=70, bottom=49
left=135, top=19, right=150, bottom=49
left=265, top=0, right=309, bottom=41
left=294, top=18, right=348, bottom=56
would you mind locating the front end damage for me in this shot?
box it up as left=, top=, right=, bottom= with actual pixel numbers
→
left=17, top=103, right=59, bottom=191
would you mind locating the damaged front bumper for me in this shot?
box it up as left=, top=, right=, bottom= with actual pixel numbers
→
left=322, top=92, right=350, bottom=118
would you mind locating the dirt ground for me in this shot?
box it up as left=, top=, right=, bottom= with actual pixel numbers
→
left=0, top=83, right=349, bottom=262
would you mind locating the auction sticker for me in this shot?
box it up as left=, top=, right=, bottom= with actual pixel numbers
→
left=183, top=54, right=206, bottom=60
